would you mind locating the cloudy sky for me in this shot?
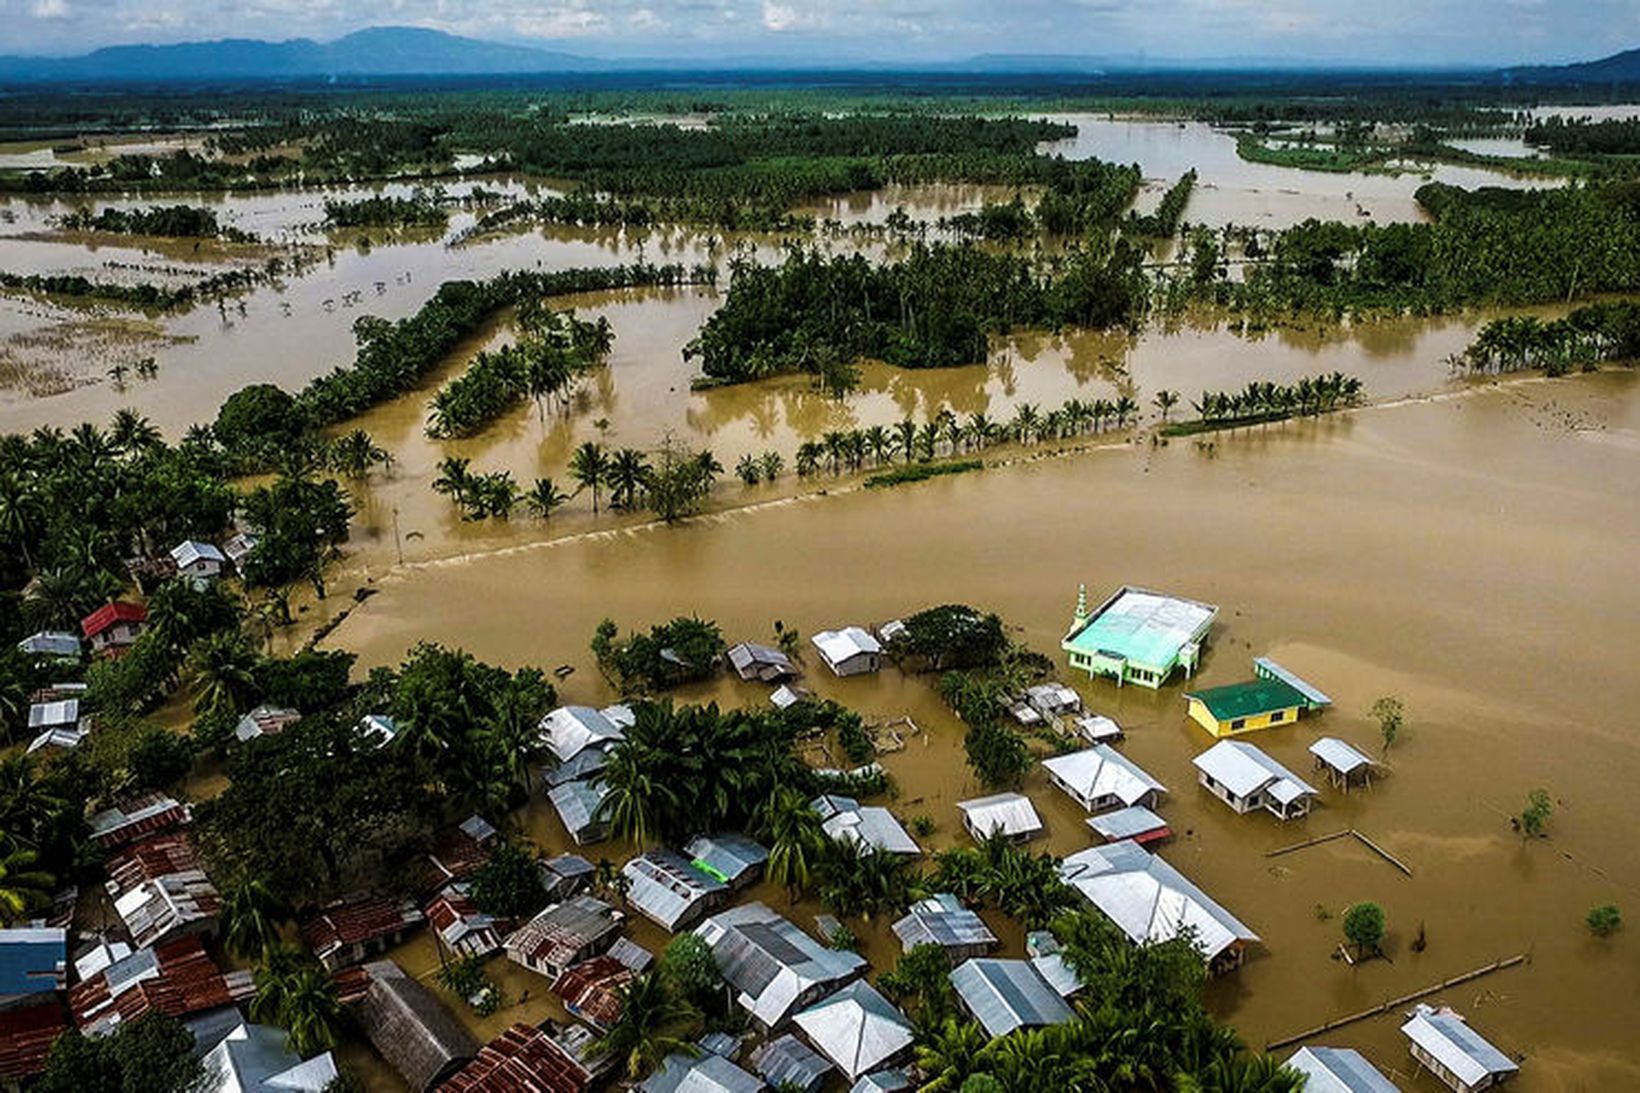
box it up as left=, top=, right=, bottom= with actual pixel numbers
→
left=0, top=0, right=1635, bottom=65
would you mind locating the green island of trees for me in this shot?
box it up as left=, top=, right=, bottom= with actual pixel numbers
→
left=57, top=203, right=259, bottom=242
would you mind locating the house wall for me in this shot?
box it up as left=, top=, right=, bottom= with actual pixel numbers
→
left=1197, top=772, right=1260, bottom=813
left=828, top=651, right=880, bottom=677
left=1409, top=1042, right=1492, bottom=1093
left=1187, top=699, right=1302, bottom=738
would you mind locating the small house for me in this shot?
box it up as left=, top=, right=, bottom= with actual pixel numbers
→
left=0, top=999, right=67, bottom=1083
left=727, top=642, right=798, bottom=683
left=695, top=902, right=866, bottom=1029
left=88, top=793, right=190, bottom=850
left=27, top=726, right=87, bottom=755
left=221, top=532, right=259, bottom=569
left=1042, top=745, right=1167, bottom=813
left=1401, top=1004, right=1517, bottom=1092
left=771, top=684, right=809, bottom=710
left=811, top=628, right=883, bottom=678
left=505, top=896, right=622, bottom=982
left=1085, top=805, right=1172, bottom=847
left=623, top=849, right=729, bottom=932
left=751, top=1034, right=833, bottom=1093
left=424, top=816, right=498, bottom=892
left=642, top=1050, right=765, bottom=1093
left=607, top=936, right=653, bottom=974
left=1060, top=841, right=1258, bottom=974
left=301, top=893, right=424, bottom=971
left=16, top=631, right=80, bottom=662
left=234, top=705, right=301, bottom=743
left=1075, top=713, right=1124, bottom=744
left=1061, top=584, right=1216, bottom=689
left=793, top=980, right=914, bottom=1083
left=538, top=705, right=632, bottom=765
left=1185, top=658, right=1331, bottom=738
left=957, top=792, right=1043, bottom=843
left=891, top=894, right=997, bottom=963
left=357, top=714, right=398, bottom=748
left=80, top=601, right=147, bottom=657
left=949, top=958, right=1074, bottom=1039
left=552, top=955, right=633, bottom=1031
left=1025, top=932, right=1081, bottom=1000
left=426, top=886, right=502, bottom=960
left=69, top=935, right=253, bottom=1036
left=1025, top=683, right=1081, bottom=719
left=539, top=855, right=596, bottom=902
left=356, top=960, right=478, bottom=1093
left=1193, top=740, right=1319, bottom=820
left=0, top=927, right=66, bottom=1008
left=1285, top=1046, right=1402, bottom=1093
left=1310, top=737, right=1379, bottom=792
left=684, top=834, right=770, bottom=891
left=105, top=831, right=220, bottom=949
left=28, top=699, right=80, bottom=736
left=170, top=541, right=227, bottom=583
left=812, top=795, right=921, bottom=857
left=201, top=1022, right=339, bottom=1093
left=442, top=1021, right=607, bottom=1093
left=548, top=779, right=611, bottom=846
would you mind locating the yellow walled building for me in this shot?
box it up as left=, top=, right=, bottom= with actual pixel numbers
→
left=1185, top=657, right=1331, bottom=738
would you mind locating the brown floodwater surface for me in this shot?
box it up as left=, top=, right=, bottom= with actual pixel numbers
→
left=332, top=373, right=1640, bottom=1090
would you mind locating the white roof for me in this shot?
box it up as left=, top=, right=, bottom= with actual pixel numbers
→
left=357, top=714, right=398, bottom=746
left=202, top=1021, right=338, bottom=1092
left=1401, top=1005, right=1517, bottom=1088
left=771, top=685, right=805, bottom=710
left=695, top=902, right=866, bottom=1028
left=28, top=726, right=88, bottom=753
left=170, top=540, right=227, bottom=567
left=793, top=980, right=914, bottom=1081
left=29, top=699, right=79, bottom=730
left=817, top=801, right=921, bottom=856
left=948, top=959, right=1074, bottom=1038
left=1285, top=1047, right=1401, bottom=1093
left=74, top=939, right=133, bottom=981
left=1310, top=737, right=1373, bottom=775
left=19, top=631, right=80, bottom=657
left=538, top=705, right=627, bottom=763
left=1042, top=745, right=1166, bottom=808
left=957, top=793, right=1043, bottom=839
left=1086, top=805, right=1169, bottom=842
left=1060, top=840, right=1257, bottom=962
left=1075, top=714, right=1123, bottom=742
left=1193, top=740, right=1317, bottom=802
left=813, top=627, right=882, bottom=664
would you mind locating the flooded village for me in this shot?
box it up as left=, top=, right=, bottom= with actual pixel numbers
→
left=0, top=53, right=1638, bottom=1093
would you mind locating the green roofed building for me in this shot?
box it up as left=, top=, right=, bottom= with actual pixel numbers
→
left=1185, top=658, right=1331, bottom=738
left=1061, top=585, right=1217, bottom=689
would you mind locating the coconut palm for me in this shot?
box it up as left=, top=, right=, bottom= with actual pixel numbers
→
left=608, top=448, right=651, bottom=510
left=758, top=451, right=783, bottom=481
left=570, top=442, right=611, bottom=513
left=894, top=418, right=918, bottom=462
left=915, top=1017, right=989, bottom=1092
left=586, top=968, right=702, bottom=1082
left=191, top=632, right=260, bottom=718
left=109, top=408, right=163, bottom=456
left=757, top=786, right=825, bottom=899
left=220, top=873, right=289, bottom=959
left=525, top=477, right=571, bottom=520
left=863, top=425, right=893, bottom=466
left=0, top=835, right=53, bottom=925
left=0, top=756, right=66, bottom=849
left=795, top=442, right=822, bottom=477
left=1154, top=389, right=1181, bottom=422
left=280, top=964, right=347, bottom=1058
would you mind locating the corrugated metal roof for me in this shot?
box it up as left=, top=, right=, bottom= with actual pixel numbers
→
left=820, top=805, right=921, bottom=857
left=27, top=699, right=78, bottom=730
left=538, top=706, right=625, bottom=763
left=202, top=1022, right=338, bottom=1093
left=505, top=896, right=620, bottom=975
left=548, top=780, right=610, bottom=843
left=948, top=959, right=1073, bottom=1038
left=170, top=541, right=226, bottom=569
left=1285, top=1046, right=1401, bottom=1093
left=1310, top=737, right=1373, bottom=775
left=792, top=980, right=913, bottom=1081
left=1060, top=841, right=1257, bottom=962
left=1086, top=805, right=1170, bottom=843
left=1255, top=658, right=1333, bottom=707
left=891, top=895, right=997, bottom=954
left=1184, top=677, right=1308, bottom=721
left=812, top=628, right=881, bottom=670
left=1401, top=1005, right=1517, bottom=1088
left=641, top=1051, right=766, bottom=1093
left=696, top=903, right=865, bottom=1028
left=751, top=1034, right=832, bottom=1093
left=1192, top=740, right=1317, bottom=801
left=1042, top=745, right=1166, bottom=809
left=1064, top=587, right=1217, bottom=668
left=849, top=1071, right=911, bottom=1093
left=957, top=793, right=1042, bottom=840
left=17, top=631, right=80, bottom=657
left=0, top=928, right=65, bottom=998
left=623, top=850, right=727, bottom=931
left=684, top=834, right=770, bottom=886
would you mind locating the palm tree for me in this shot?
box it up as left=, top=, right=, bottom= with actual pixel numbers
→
left=432, top=456, right=475, bottom=504
left=794, top=442, right=822, bottom=478
left=1154, top=389, right=1181, bottom=422
left=220, top=873, right=289, bottom=959
left=586, top=969, right=702, bottom=1082
left=757, top=787, right=824, bottom=900
left=864, top=425, right=892, bottom=466
left=0, top=835, right=53, bottom=925
left=608, top=448, right=651, bottom=510
left=1011, top=403, right=1041, bottom=444
left=0, top=475, right=41, bottom=569
left=1114, top=396, right=1140, bottom=427
left=915, top=1017, right=988, bottom=1092
left=190, top=632, right=260, bottom=718
left=894, top=418, right=918, bottom=463
left=109, top=408, right=162, bottom=456
left=280, top=964, right=347, bottom=1059
left=0, top=756, right=66, bottom=849
left=569, top=442, right=610, bottom=514
left=525, top=477, right=571, bottom=520
left=598, top=743, right=671, bottom=849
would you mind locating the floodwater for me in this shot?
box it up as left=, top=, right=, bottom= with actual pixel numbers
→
left=332, top=371, right=1640, bottom=1090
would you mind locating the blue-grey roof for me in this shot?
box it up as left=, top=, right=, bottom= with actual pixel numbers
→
left=948, top=958, right=1074, bottom=1039
left=201, top=1021, right=339, bottom=1092
left=548, top=779, right=610, bottom=841
left=891, top=895, right=997, bottom=954
left=684, top=834, right=770, bottom=886
left=624, top=850, right=727, bottom=931
left=792, top=979, right=913, bottom=1081
left=850, top=1071, right=911, bottom=1093
left=1086, top=805, right=1170, bottom=842
left=1060, top=841, right=1257, bottom=962
left=18, top=631, right=80, bottom=657
left=696, top=902, right=866, bottom=1028
left=1401, top=1005, right=1517, bottom=1087
left=1285, top=1047, right=1401, bottom=1093
left=751, top=1034, right=832, bottom=1093
left=641, top=1051, right=766, bottom=1093
left=0, top=927, right=65, bottom=998
left=543, top=748, right=610, bottom=788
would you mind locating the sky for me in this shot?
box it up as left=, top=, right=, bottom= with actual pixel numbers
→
left=0, top=0, right=1636, bottom=65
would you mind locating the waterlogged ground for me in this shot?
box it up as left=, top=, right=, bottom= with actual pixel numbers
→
left=331, top=373, right=1640, bottom=1091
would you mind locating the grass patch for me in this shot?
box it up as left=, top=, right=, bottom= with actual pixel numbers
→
left=1161, top=410, right=1299, bottom=437
left=864, top=459, right=984, bottom=488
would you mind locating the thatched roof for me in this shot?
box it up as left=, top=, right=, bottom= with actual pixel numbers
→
left=357, top=961, right=477, bottom=1093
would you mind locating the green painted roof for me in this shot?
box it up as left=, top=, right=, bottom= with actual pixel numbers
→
left=1186, top=677, right=1307, bottom=721
left=1064, top=589, right=1215, bottom=669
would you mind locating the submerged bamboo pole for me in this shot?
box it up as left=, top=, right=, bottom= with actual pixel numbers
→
left=1264, top=953, right=1531, bottom=1051
left=1264, top=828, right=1413, bottom=877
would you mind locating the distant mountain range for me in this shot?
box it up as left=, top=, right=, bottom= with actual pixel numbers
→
left=1, top=26, right=1637, bottom=84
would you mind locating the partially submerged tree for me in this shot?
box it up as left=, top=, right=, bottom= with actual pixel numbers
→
left=1370, top=695, right=1404, bottom=753
left=1343, top=901, right=1387, bottom=959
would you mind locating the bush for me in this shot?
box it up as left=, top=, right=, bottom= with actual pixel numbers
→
left=127, top=727, right=195, bottom=790
left=1588, top=904, right=1622, bottom=937
left=1343, top=901, right=1386, bottom=956
left=469, top=840, right=547, bottom=919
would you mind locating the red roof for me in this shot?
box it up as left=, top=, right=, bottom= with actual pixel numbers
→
left=106, top=831, right=203, bottom=894
left=80, top=601, right=147, bottom=638
left=552, top=956, right=632, bottom=1031
left=0, top=1002, right=65, bottom=1081
left=440, top=1024, right=592, bottom=1093
left=300, top=893, right=423, bottom=965
left=68, top=935, right=252, bottom=1033
left=88, top=794, right=191, bottom=850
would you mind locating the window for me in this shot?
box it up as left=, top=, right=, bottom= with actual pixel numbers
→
left=1270, top=710, right=1285, bottom=723
left=1230, top=718, right=1246, bottom=730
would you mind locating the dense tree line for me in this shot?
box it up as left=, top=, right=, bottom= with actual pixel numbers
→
left=1525, top=116, right=1640, bottom=156
left=0, top=264, right=269, bottom=311
left=688, top=242, right=1148, bottom=385
left=1453, top=301, right=1640, bottom=375
left=322, top=191, right=449, bottom=229
left=1181, top=373, right=1366, bottom=430
left=56, top=203, right=257, bottom=242
left=1125, top=169, right=1197, bottom=237
left=427, top=306, right=613, bottom=438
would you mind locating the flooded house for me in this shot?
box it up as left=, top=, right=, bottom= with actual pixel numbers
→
left=683, top=834, right=771, bottom=891
left=727, top=641, right=798, bottom=683
left=80, top=601, right=147, bottom=657
left=105, top=830, right=220, bottom=949
left=69, top=934, right=253, bottom=1035
left=1400, top=1004, right=1518, bottom=1092
left=547, top=778, right=611, bottom=846
left=642, top=1049, right=765, bottom=1093
left=1184, top=659, right=1331, bottom=738
left=695, top=902, right=867, bottom=1029
left=233, top=704, right=301, bottom=743
left=553, top=954, right=633, bottom=1032
left=891, top=894, right=999, bottom=963
left=423, top=815, right=499, bottom=893
left=87, top=792, right=190, bottom=851
left=505, top=895, right=623, bottom=981
left=812, top=627, right=884, bottom=677
left=169, top=540, right=227, bottom=584
left=813, top=795, right=922, bottom=857
left=1310, top=737, right=1380, bottom=792
left=1042, top=745, right=1167, bottom=813
left=539, top=854, right=596, bottom=902
left=538, top=704, right=633, bottom=766
left=1074, top=713, right=1124, bottom=744
left=623, top=849, right=730, bottom=931
left=1193, top=740, right=1320, bottom=820
left=1285, top=1046, right=1402, bottom=1092
left=1061, top=585, right=1216, bottom=689
left=355, top=960, right=478, bottom=1093
left=949, top=958, right=1075, bottom=1038
left=1085, top=804, right=1173, bottom=847
left=751, top=1033, right=833, bottom=1093
left=426, top=885, right=502, bottom=960
left=200, top=1021, right=339, bottom=1092
left=441, top=1021, right=608, bottom=1093
left=1060, top=840, right=1259, bottom=974
left=300, top=893, right=424, bottom=971
left=957, top=792, right=1043, bottom=843
left=792, top=979, right=915, bottom=1083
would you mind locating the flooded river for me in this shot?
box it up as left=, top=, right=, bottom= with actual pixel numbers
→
left=332, top=371, right=1640, bottom=1090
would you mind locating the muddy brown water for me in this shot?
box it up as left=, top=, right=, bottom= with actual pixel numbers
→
left=316, top=372, right=1640, bottom=1091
